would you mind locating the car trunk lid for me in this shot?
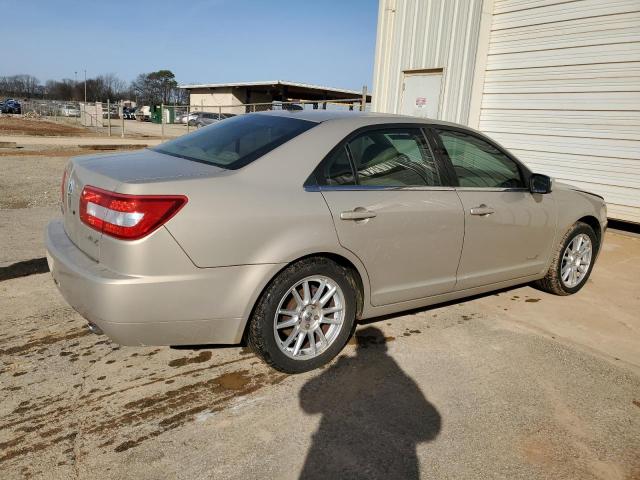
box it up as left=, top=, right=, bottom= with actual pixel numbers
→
left=63, top=149, right=227, bottom=261
left=62, top=161, right=120, bottom=261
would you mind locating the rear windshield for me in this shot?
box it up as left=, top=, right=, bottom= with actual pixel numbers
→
left=153, top=114, right=316, bottom=170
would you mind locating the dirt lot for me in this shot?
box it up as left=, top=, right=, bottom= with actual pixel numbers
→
left=1, top=142, right=639, bottom=479
left=0, top=114, right=188, bottom=140
left=0, top=114, right=187, bottom=142
left=0, top=117, right=90, bottom=137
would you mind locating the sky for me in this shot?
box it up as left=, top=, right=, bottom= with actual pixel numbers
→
left=1, top=0, right=378, bottom=91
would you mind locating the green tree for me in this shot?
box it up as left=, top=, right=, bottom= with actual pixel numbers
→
left=131, top=70, right=179, bottom=106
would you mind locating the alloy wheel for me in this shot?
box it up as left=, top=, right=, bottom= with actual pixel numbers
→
left=560, top=233, right=593, bottom=288
left=273, top=276, right=345, bottom=360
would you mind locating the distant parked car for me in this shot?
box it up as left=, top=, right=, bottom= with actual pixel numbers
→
left=123, top=107, right=137, bottom=120
left=1, top=99, right=21, bottom=114
left=272, top=102, right=303, bottom=111
left=135, top=106, right=151, bottom=122
left=102, top=105, right=119, bottom=119
left=175, top=111, right=192, bottom=124
left=189, top=112, right=235, bottom=127
left=177, top=111, right=200, bottom=125
left=59, top=104, right=80, bottom=117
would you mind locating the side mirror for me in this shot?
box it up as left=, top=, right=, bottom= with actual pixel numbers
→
left=530, top=173, right=552, bottom=194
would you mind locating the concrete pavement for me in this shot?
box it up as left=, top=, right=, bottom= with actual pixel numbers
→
left=1, top=228, right=639, bottom=479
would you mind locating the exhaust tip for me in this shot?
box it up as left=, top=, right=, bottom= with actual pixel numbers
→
left=87, top=322, right=104, bottom=335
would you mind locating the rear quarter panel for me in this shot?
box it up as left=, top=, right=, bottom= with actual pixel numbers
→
left=163, top=176, right=342, bottom=268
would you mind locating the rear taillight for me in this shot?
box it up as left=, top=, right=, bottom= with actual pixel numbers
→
left=79, top=186, right=187, bottom=240
left=61, top=169, right=67, bottom=212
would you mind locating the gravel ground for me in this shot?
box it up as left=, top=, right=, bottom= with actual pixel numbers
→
left=0, top=145, right=151, bottom=212
left=1, top=146, right=639, bottom=479
left=0, top=152, right=69, bottom=209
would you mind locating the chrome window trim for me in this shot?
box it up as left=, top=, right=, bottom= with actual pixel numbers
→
left=305, top=185, right=527, bottom=193
left=304, top=185, right=457, bottom=192
left=454, top=187, right=530, bottom=193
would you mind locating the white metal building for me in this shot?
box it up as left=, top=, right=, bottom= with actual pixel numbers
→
left=372, top=0, right=640, bottom=223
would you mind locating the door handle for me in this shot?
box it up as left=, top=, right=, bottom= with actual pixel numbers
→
left=469, top=204, right=495, bottom=216
left=340, top=208, right=377, bottom=221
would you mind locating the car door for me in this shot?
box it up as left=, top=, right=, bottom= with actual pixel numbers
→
left=315, top=126, right=465, bottom=306
left=431, top=127, right=557, bottom=290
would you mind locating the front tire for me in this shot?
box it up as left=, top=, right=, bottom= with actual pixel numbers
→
left=247, top=257, right=357, bottom=373
left=535, top=221, right=598, bottom=295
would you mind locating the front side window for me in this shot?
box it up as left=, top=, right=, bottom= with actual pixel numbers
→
left=154, top=114, right=316, bottom=170
left=320, top=128, right=441, bottom=187
left=436, top=129, right=524, bottom=188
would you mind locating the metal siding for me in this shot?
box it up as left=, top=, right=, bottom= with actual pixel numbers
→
left=479, top=0, right=640, bottom=223
left=372, top=0, right=484, bottom=124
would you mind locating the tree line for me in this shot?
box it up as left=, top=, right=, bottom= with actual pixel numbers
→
left=0, top=70, right=187, bottom=106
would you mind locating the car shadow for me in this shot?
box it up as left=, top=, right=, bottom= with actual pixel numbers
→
left=172, top=286, right=529, bottom=353
left=359, top=284, right=527, bottom=326
left=298, top=326, right=442, bottom=480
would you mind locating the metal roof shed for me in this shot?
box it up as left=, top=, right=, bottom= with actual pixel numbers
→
left=179, top=80, right=371, bottom=113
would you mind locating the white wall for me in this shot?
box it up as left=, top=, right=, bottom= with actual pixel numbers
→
left=478, top=0, right=640, bottom=223
left=372, top=0, right=485, bottom=124
left=189, top=88, right=245, bottom=114
left=372, top=0, right=640, bottom=223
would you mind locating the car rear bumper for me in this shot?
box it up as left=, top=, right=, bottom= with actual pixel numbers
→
left=45, top=219, right=280, bottom=346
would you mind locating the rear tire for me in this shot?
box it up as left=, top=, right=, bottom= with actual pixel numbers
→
left=247, top=257, right=357, bottom=373
left=535, top=221, right=598, bottom=295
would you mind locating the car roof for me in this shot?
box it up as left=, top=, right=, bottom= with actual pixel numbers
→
left=253, top=109, right=463, bottom=129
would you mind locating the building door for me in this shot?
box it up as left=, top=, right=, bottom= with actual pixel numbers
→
left=400, top=70, right=443, bottom=119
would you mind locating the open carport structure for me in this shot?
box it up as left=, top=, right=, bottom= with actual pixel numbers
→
left=180, top=80, right=371, bottom=114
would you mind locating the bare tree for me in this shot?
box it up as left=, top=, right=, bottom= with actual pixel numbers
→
left=0, top=74, right=40, bottom=98
left=0, top=71, right=181, bottom=104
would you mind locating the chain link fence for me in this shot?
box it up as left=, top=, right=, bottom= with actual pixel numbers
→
left=10, top=97, right=370, bottom=139
left=19, top=99, right=82, bottom=122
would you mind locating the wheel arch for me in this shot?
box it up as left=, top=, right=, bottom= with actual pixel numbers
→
left=577, top=215, right=603, bottom=247
left=240, top=251, right=369, bottom=344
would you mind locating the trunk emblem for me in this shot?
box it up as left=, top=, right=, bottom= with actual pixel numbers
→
left=67, top=178, right=75, bottom=211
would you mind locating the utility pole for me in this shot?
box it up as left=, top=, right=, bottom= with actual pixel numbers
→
left=361, top=85, right=368, bottom=112
left=84, top=69, right=87, bottom=103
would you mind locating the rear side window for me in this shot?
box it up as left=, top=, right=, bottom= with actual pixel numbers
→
left=318, top=128, right=441, bottom=187
left=154, top=114, right=316, bottom=170
left=321, top=147, right=356, bottom=186
left=350, top=129, right=441, bottom=187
